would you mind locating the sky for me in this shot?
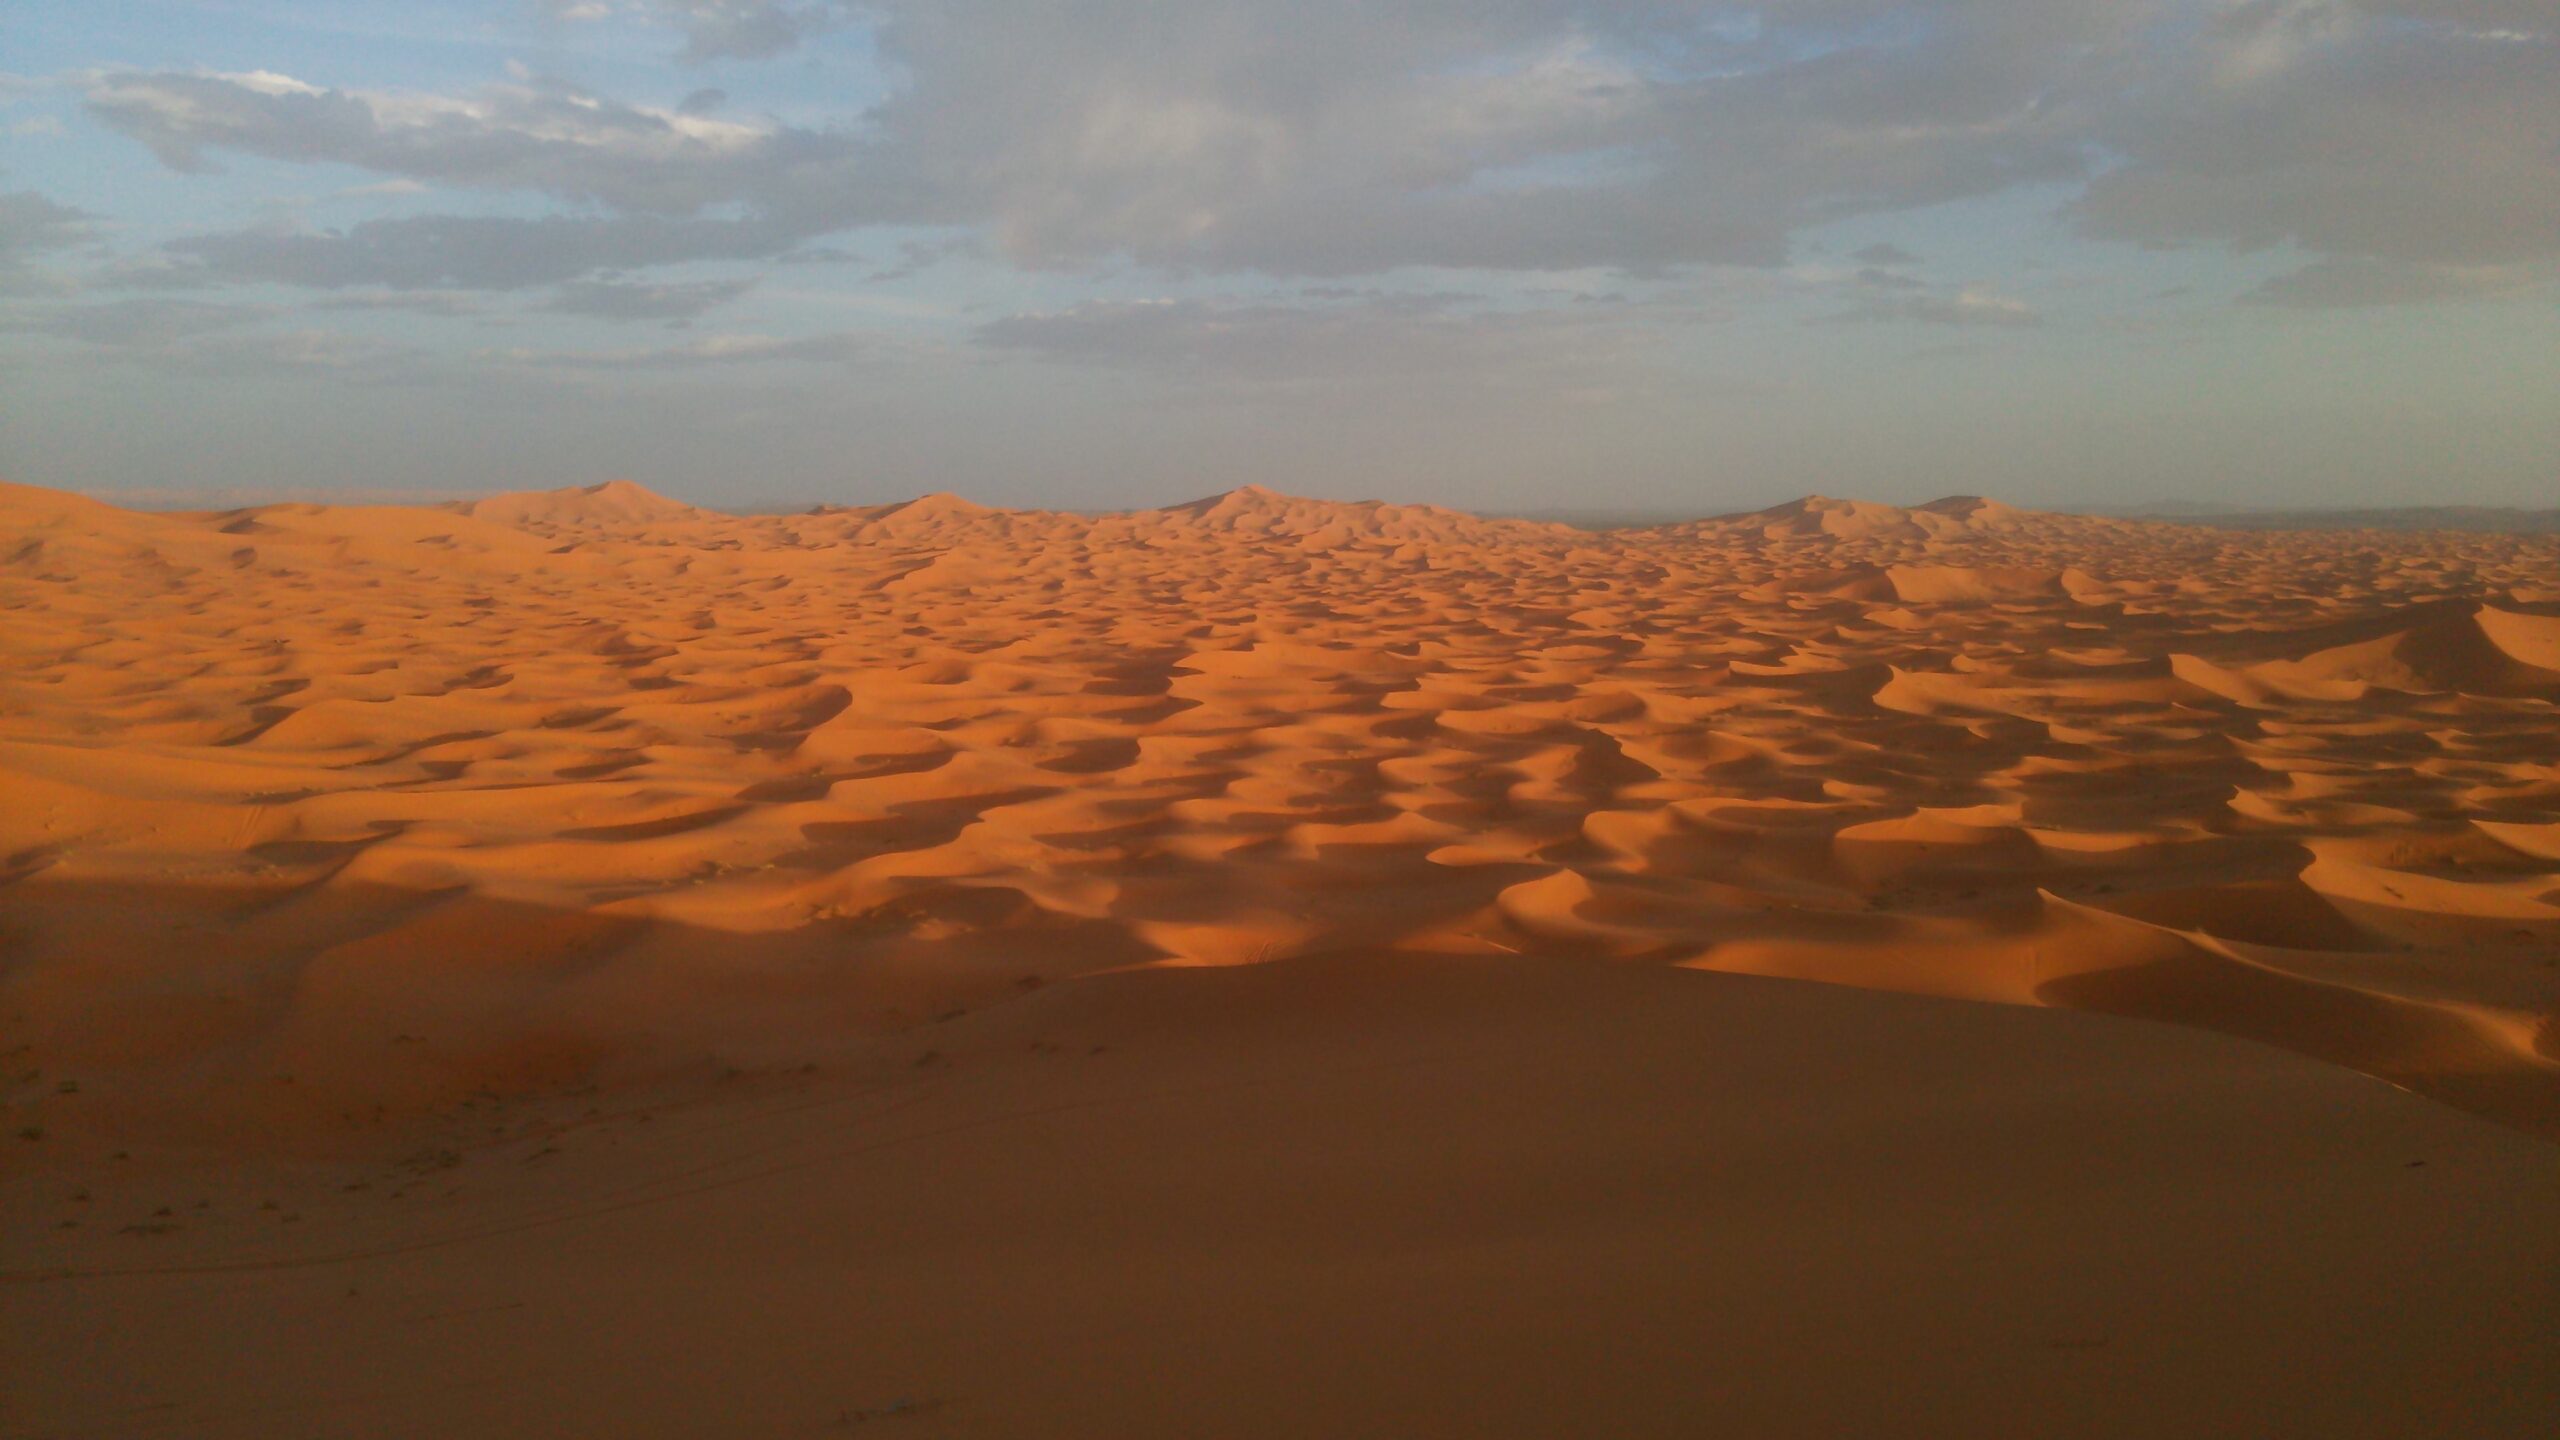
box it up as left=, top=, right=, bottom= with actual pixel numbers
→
left=0, top=1, right=2553, bottom=513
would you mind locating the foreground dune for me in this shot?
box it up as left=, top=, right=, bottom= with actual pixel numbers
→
left=5, top=478, right=2558, bottom=1435
left=12, top=957, right=2560, bottom=1438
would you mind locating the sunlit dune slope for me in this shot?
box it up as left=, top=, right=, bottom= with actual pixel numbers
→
left=4, top=477, right=2559, bottom=1147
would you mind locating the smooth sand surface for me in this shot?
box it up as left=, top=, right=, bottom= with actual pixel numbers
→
left=5, top=479, right=2559, bottom=1435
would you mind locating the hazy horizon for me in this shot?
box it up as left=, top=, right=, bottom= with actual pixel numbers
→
left=31, top=476, right=2560, bottom=531
left=4, top=2, right=2555, bottom=511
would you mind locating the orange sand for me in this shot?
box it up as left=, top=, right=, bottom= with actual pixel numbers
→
left=4, top=478, right=2558, bottom=1436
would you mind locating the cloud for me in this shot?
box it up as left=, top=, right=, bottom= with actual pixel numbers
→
left=1853, top=244, right=1921, bottom=267
left=160, top=212, right=804, bottom=289
left=2073, top=1, right=2560, bottom=267
left=23, top=297, right=276, bottom=346
left=664, top=2, right=842, bottom=62
left=479, top=330, right=869, bottom=369
left=542, top=1, right=844, bottom=62
left=80, top=67, right=853, bottom=214
left=12, top=316, right=438, bottom=381
left=159, top=328, right=432, bottom=378
left=308, top=289, right=491, bottom=316
left=837, top=2, right=2149, bottom=274
left=71, top=11, right=2106, bottom=277
left=816, top=0, right=2560, bottom=280
left=976, top=294, right=1674, bottom=386
left=2243, top=256, right=2541, bottom=309
left=1830, top=287, right=2042, bottom=328
left=0, top=190, right=93, bottom=261
left=73, top=2, right=2560, bottom=296
left=1, top=297, right=450, bottom=386
left=544, top=274, right=757, bottom=320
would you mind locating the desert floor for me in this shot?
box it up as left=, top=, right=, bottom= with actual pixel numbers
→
left=5, top=479, right=2558, bottom=1436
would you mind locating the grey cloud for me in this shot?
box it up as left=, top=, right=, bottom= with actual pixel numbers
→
left=2074, top=3, right=2560, bottom=266
left=828, top=3, right=2128, bottom=274
left=976, top=295, right=1673, bottom=385
left=549, top=1, right=852, bottom=62
left=856, top=2, right=2002, bottom=272
left=25, top=297, right=276, bottom=346
left=666, top=2, right=840, bottom=62
left=2243, top=256, right=2541, bottom=309
left=91, top=254, right=226, bottom=291
left=857, top=233, right=980, bottom=283
left=0, top=292, right=439, bottom=380
left=481, top=330, right=870, bottom=369
left=309, top=289, right=491, bottom=316
left=0, top=190, right=93, bottom=260
left=81, top=68, right=864, bottom=215
left=30, top=323, right=440, bottom=381
left=79, top=9, right=2104, bottom=276
left=87, top=2, right=2560, bottom=294
left=545, top=275, right=757, bottom=320
left=1829, top=288, right=2042, bottom=328
left=162, top=213, right=804, bottom=290
left=2366, top=0, right=2559, bottom=33
left=1855, top=267, right=1926, bottom=292
left=1853, top=244, right=1921, bottom=267
left=161, top=328, right=433, bottom=379
left=832, top=0, right=2560, bottom=279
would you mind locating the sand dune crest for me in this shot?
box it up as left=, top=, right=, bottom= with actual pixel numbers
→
left=2, top=478, right=2556, bottom=1150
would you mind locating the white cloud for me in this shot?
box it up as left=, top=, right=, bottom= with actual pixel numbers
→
left=59, top=2, right=2560, bottom=300
left=82, top=67, right=809, bottom=213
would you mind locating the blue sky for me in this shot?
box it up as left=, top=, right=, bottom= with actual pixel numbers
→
left=2, top=1, right=2553, bottom=511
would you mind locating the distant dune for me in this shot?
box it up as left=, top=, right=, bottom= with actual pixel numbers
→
left=7, top=475, right=2559, bottom=1437
left=2134, top=505, right=2560, bottom=535
left=1510, top=498, right=2560, bottom=536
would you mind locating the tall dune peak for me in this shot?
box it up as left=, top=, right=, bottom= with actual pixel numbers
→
left=1138, top=484, right=1570, bottom=547
left=1664, top=491, right=2109, bottom=546
left=451, top=477, right=701, bottom=531
left=846, top=491, right=1011, bottom=540
left=0, top=478, right=124, bottom=520
left=1915, top=494, right=2023, bottom=523
left=1153, top=483, right=1302, bottom=524
left=885, top=491, right=989, bottom=516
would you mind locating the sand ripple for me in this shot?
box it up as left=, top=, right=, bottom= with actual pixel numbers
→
left=5, top=477, right=2557, bottom=1144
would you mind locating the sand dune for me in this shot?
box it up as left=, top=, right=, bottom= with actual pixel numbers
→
left=5, top=476, right=2556, bottom=1135
left=12, top=955, right=2560, bottom=1439
left=450, top=477, right=706, bottom=532
left=6, top=477, right=2559, bottom=1435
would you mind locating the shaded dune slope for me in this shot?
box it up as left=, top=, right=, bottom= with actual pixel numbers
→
left=4, top=478, right=2559, bottom=1149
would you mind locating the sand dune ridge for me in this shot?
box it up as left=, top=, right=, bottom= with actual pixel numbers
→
left=4, top=478, right=2558, bottom=1149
